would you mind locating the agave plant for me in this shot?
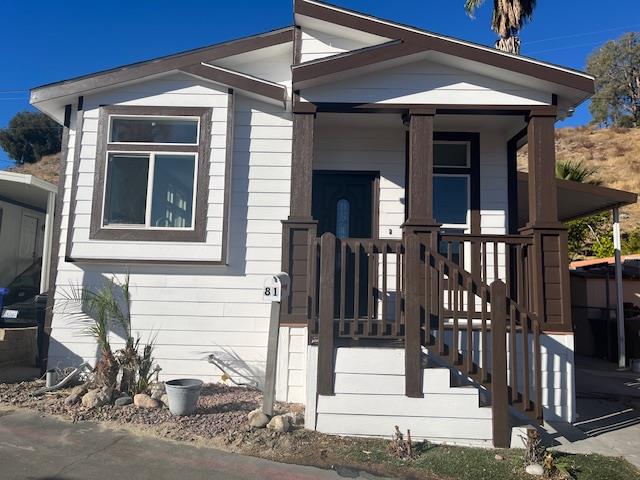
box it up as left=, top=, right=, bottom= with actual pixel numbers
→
left=555, top=159, right=601, bottom=185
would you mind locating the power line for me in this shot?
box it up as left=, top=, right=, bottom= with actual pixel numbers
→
left=526, top=24, right=640, bottom=45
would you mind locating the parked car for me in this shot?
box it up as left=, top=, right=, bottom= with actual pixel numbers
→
left=0, top=259, right=42, bottom=327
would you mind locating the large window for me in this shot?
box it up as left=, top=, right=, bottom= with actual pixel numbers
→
left=90, top=106, right=212, bottom=242
left=103, top=116, right=199, bottom=230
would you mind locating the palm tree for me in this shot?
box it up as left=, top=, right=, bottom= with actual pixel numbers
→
left=464, top=0, right=537, bottom=54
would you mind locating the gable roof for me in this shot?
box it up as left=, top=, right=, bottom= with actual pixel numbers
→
left=294, top=0, right=594, bottom=94
left=30, top=27, right=293, bottom=105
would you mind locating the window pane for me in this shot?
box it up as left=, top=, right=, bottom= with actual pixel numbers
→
left=111, top=118, right=198, bottom=144
left=151, top=155, right=196, bottom=228
left=336, top=198, right=350, bottom=239
left=434, top=143, right=468, bottom=167
left=104, top=155, right=149, bottom=225
left=433, top=176, right=469, bottom=225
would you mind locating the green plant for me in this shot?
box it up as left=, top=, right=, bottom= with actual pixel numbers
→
left=58, top=275, right=160, bottom=395
left=622, top=227, right=640, bottom=254
left=556, top=160, right=600, bottom=184
left=0, top=111, right=62, bottom=164
left=587, top=32, right=640, bottom=128
left=544, top=451, right=577, bottom=479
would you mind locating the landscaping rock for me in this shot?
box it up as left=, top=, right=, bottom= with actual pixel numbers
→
left=525, top=464, right=544, bottom=476
left=64, top=385, right=88, bottom=406
left=160, top=394, right=169, bottom=408
left=150, top=382, right=165, bottom=400
left=267, top=414, right=290, bottom=433
left=134, top=393, right=161, bottom=409
left=247, top=408, right=269, bottom=428
left=284, top=411, right=304, bottom=427
left=81, top=387, right=111, bottom=409
left=114, top=396, right=133, bottom=407
left=494, top=454, right=504, bottom=461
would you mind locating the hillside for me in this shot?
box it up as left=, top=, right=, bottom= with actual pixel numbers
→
left=8, top=153, right=61, bottom=185
left=518, top=126, right=640, bottom=230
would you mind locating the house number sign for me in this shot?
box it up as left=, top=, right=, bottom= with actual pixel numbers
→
left=263, top=272, right=290, bottom=303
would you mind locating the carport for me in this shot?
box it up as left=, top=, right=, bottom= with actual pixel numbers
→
left=518, top=172, right=638, bottom=368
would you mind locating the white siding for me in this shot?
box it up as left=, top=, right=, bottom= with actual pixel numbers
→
left=275, top=326, right=307, bottom=404
left=67, top=73, right=229, bottom=262
left=301, top=59, right=551, bottom=105
left=306, top=346, right=494, bottom=447
left=48, top=87, right=293, bottom=386
left=300, top=27, right=389, bottom=63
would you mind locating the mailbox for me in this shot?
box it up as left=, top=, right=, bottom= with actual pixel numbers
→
left=263, top=272, right=290, bottom=303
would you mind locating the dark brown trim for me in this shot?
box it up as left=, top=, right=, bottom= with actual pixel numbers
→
left=64, top=100, right=84, bottom=260
left=506, top=128, right=527, bottom=234
left=180, top=63, right=287, bottom=107
left=43, top=104, right=72, bottom=371
left=292, top=39, right=417, bottom=86
left=405, top=112, right=436, bottom=225
left=309, top=102, right=557, bottom=116
left=294, top=0, right=594, bottom=94
left=220, top=89, right=235, bottom=265
left=31, top=27, right=294, bottom=103
left=293, top=26, right=303, bottom=65
left=289, top=112, right=315, bottom=220
left=88, top=105, right=212, bottom=243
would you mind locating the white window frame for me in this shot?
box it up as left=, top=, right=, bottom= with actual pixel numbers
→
left=101, top=151, right=199, bottom=232
left=107, top=114, right=201, bottom=146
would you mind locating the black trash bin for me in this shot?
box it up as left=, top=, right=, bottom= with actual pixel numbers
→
left=34, top=294, right=48, bottom=373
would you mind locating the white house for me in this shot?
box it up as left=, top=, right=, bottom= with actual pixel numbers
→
left=29, top=0, right=637, bottom=447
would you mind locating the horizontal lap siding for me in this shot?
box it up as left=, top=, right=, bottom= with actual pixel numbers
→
left=48, top=85, right=293, bottom=386
left=67, top=73, right=228, bottom=262
left=302, top=60, right=550, bottom=105
left=300, top=28, right=389, bottom=63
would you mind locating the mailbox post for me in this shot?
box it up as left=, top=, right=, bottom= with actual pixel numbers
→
left=262, top=272, right=290, bottom=417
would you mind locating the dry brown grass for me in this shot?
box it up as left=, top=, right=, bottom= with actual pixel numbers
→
left=8, top=153, right=60, bottom=185
left=519, top=126, right=640, bottom=230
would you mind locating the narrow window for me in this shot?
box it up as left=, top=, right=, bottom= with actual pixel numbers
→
left=336, top=198, right=350, bottom=239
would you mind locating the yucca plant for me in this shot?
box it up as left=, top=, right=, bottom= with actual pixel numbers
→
left=556, top=159, right=601, bottom=184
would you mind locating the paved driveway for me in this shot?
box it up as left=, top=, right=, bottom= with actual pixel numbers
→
left=0, top=408, right=384, bottom=480
left=549, top=355, right=640, bottom=469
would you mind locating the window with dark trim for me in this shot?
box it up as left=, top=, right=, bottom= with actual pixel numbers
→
left=90, top=106, right=212, bottom=242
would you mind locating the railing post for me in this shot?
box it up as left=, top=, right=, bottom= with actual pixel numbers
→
left=405, top=234, right=423, bottom=398
left=317, top=232, right=336, bottom=396
left=491, top=279, right=510, bottom=448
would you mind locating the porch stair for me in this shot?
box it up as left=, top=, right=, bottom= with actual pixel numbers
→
left=308, top=232, right=544, bottom=447
left=310, top=346, right=495, bottom=447
left=421, top=330, right=542, bottom=425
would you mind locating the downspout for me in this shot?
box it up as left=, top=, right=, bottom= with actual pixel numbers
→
left=40, top=190, right=56, bottom=293
left=613, top=206, right=626, bottom=368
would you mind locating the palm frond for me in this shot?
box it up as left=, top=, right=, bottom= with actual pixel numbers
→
left=464, top=0, right=486, bottom=18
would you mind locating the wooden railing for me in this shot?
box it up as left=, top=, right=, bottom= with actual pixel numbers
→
left=308, top=232, right=543, bottom=448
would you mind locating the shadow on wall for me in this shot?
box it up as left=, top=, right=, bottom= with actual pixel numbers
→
left=202, top=344, right=264, bottom=390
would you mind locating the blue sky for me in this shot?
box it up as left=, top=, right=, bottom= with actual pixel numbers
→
left=1, top=0, right=639, bottom=169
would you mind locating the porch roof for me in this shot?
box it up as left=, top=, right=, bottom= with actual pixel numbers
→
left=517, top=171, right=638, bottom=225
left=0, top=171, right=57, bottom=213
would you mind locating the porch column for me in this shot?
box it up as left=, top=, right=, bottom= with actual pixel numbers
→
left=403, top=109, right=440, bottom=240
left=281, top=112, right=318, bottom=324
left=403, top=109, right=439, bottom=398
left=521, top=112, right=572, bottom=331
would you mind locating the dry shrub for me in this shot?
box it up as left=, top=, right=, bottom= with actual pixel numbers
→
left=388, top=426, right=413, bottom=460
